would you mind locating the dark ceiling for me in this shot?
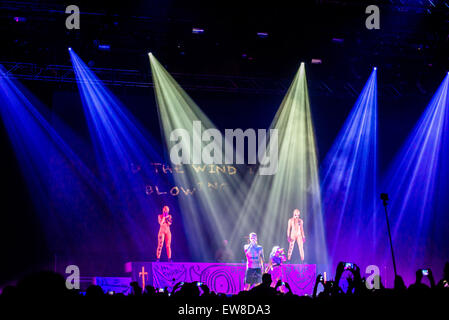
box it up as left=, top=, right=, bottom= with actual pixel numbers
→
left=0, top=0, right=447, bottom=95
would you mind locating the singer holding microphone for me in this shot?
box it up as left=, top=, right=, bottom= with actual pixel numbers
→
left=243, top=232, right=264, bottom=291
left=287, top=209, right=305, bottom=262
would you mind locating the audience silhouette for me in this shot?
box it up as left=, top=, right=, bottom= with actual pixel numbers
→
left=1, top=261, right=448, bottom=317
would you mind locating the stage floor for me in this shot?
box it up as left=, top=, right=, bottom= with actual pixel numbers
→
left=125, top=262, right=316, bottom=295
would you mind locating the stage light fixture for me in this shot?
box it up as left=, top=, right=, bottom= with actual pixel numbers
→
left=13, top=17, right=26, bottom=23
left=332, top=38, right=344, bottom=43
left=98, top=44, right=111, bottom=51
left=192, top=28, right=205, bottom=34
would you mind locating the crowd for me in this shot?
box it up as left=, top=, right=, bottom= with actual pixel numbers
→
left=1, top=262, right=448, bottom=317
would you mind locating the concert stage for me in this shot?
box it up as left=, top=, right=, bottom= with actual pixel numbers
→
left=125, top=262, right=316, bottom=295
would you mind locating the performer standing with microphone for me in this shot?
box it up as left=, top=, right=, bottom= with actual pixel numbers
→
left=244, top=232, right=264, bottom=291
left=156, top=205, right=172, bottom=262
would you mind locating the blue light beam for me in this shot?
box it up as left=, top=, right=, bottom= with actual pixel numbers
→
left=0, top=64, right=110, bottom=254
left=69, top=50, right=166, bottom=255
left=381, top=72, right=449, bottom=284
left=321, top=68, right=378, bottom=271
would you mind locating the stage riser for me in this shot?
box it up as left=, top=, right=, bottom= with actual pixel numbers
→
left=125, top=262, right=316, bottom=295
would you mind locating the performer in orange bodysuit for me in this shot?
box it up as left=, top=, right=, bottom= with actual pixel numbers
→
left=287, top=209, right=306, bottom=262
left=156, top=205, right=172, bottom=262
